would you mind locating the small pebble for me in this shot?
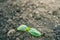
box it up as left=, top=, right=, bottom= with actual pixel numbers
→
left=16, top=38, right=20, bottom=40
left=7, top=29, right=16, bottom=36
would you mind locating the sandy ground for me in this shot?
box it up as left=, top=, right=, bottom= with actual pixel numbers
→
left=0, top=0, right=60, bottom=40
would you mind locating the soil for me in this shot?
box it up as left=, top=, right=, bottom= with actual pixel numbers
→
left=0, top=0, right=60, bottom=40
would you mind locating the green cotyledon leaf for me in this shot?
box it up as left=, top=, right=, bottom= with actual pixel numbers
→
left=17, top=25, right=28, bottom=31
left=28, top=28, right=42, bottom=37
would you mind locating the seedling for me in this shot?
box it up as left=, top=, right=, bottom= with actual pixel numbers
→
left=17, top=25, right=42, bottom=37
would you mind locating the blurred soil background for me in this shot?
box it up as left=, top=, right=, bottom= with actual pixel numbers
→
left=0, top=0, right=60, bottom=40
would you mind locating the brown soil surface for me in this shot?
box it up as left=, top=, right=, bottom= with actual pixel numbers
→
left=0, top=0, right=60, bottom=40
